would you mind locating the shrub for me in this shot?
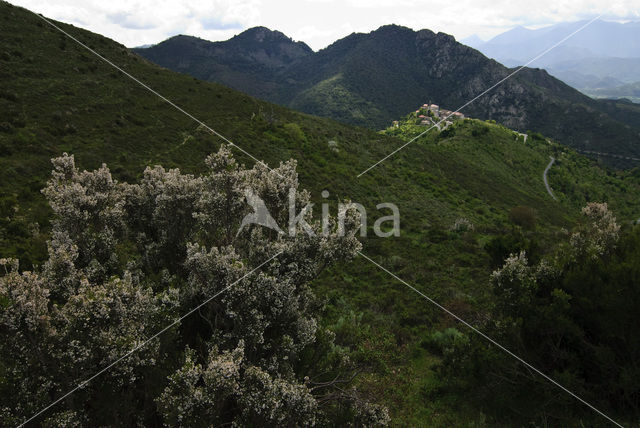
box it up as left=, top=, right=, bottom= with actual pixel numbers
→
left=472, top=125, right=489, bottom=137
left=0, top=147, right=387, bottom=426
left=508, top=205, right=537, bottom=230
left=450, top=217, right=474, bottom=232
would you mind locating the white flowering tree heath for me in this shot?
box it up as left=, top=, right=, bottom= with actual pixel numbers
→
left=569, top=202, right=621, bottom=260
left=0, top=146, right=389, bottom=427
left=489, top=201, right=620, bottom=331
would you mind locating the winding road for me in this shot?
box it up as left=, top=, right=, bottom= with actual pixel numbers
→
left=543, top=156, right=557, bottom=201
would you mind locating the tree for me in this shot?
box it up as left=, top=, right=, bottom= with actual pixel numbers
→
left=568, top=202, right=620, bottom=260
left=437, top=203, right=640, bottom=424
left=508, top=205, right=537, bottom=230
left=0, top=146, right=389, bottom=426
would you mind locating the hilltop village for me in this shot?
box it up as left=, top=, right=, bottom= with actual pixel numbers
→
left=392, top=104, right=465, bottom=129
left=386, top=104, right=531, bottom=143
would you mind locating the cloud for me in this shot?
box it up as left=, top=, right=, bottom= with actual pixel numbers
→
left=200, top=16, right=244, bottom=31
left=8, top=0, right=640, bottom=50
left=345, top=0, right=413, bottom=7
left=291, top=23, right=358, bottom=50
left=10, top=0, right=261, bottom=47
left=107, top=12, right=155, bottom=30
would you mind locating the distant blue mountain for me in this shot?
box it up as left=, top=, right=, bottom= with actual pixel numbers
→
left=476, top=20, right=640, bottom=67
left=466, top=20, right=640, bottom=99
left=459, top=34, right=485, bottom=49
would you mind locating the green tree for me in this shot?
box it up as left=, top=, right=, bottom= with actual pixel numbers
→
left=437, top=203, right=640, bottom=424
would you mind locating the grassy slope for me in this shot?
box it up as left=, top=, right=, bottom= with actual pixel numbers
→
left=2, top=2, right=640, bottom=425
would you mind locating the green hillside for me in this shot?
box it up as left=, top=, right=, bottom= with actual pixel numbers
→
left=2, top=1, right=640, bottom=426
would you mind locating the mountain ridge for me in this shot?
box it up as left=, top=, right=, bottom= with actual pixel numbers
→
left=136, top=25, right=640, bottom=166
left=136, top=27, right=313, bottom=100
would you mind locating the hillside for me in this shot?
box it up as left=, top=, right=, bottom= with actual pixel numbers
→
left=2, top=1, right=640, bottom=426
left=136, top=25, right=640, bottom=167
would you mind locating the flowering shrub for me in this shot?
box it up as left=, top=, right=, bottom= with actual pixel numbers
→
left=450, top=217, right=474, bottom=232
left=569, top=202, right=620, bottom=259
left=0, top=147, right=387, bottom=426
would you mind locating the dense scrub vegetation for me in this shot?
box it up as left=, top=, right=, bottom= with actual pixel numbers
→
left=431, top=203, right=640, bottom=424
left=1, top=148, right=389, bottom=426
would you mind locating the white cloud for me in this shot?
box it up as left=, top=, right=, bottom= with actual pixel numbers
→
left=7, top=0, right=640, bottom=49
left=9, top=0, right=261, bottom=47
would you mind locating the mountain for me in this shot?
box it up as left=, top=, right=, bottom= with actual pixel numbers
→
left=546, top=57, right=640, bottom=89
left=587, top=81, right=640, bottom=103
left=460, top=34, right=485, bottom=49
left=473, top=21, right=640, bottom=101
left=136, top=25, right=640, bottom=166
left=477, top=20, right=640, bottom=67
left=135, top=28, right=312, bottom=100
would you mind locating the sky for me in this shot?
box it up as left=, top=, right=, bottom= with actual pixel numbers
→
left=7, top=0, right=640, bottom=50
